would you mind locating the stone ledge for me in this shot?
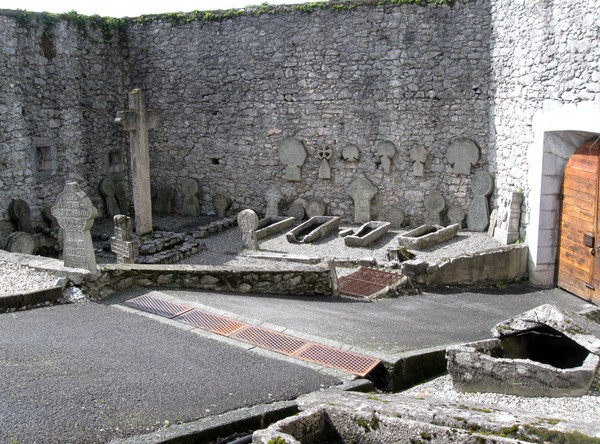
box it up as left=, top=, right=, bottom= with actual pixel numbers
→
left=0, top=286, right=64, bottom=311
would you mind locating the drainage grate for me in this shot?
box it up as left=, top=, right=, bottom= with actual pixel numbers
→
left=296, top=344, right=381, bottom=377
left=231, top=326, right=308, bottom=356
left=338, top=267, right=404, bottom=298
left=123, top=294, right=192, bottom=318
left=174, top=309, right=246, bottom=336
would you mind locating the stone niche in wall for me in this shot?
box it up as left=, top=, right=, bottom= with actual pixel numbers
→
left=105, top=148, right=125, bottom=179
left=32, top=137, right=57, bottom=180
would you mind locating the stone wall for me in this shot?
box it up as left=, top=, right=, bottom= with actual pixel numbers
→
left=0, top=12, right=132, bottom=245
left=126, top=1, right=492, bottom=226
left=487, top=0, right=600, bottom=239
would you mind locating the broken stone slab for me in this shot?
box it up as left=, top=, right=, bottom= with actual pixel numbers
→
left=286, top=216, right=340, bottom=244
left=491, top=304, right=600, bottom=356
left=254, top=389, right=600, bottom=444
left=344, top=221, right=391, bottom=248
left=446, top=337, right=599, bottom=397
left=397, top=223, right=459, bottom=250
left=255, top=216, right=296, bottom=240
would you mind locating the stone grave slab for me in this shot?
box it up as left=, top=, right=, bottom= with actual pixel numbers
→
left=256, top=216, right=295, bottom=240
left=213, top=193, right=232, bottom=218
left=111, top=214, right=138, bottom=264
left=348, top=174, right=378, bottom=223
left=181, top=178, right=202, bottom=217
left=447, top=137, right=480, bottom=175
left=385, top=207, right=405, bottom=229
left=424, top=191, right=445, bottom=225
left=344, top=221, right=391, bottom=248
left=397, top=224, right=459, bottom=250
left=237, top=209, right=259, bottom=250
left=99, top=177, right=120, bottom=217
left=9, top=199, right=34, bottom=234
left=341, top=144, right=359, bottom=162
left=5, top=231, right=35, bottom=254
left=376, top=141, right=396, bottom=174
left=317, top=145, right=332, bottom=179
left=467, top=170, right=494, bottom=231
left=286, top=202, right=305, bottom=222
left=410, top=145, right=428, bottom=177
left=447, top=205, right=465, bottom=228
left=494, top=189, right=523, bottom=244
left=279, top=138, right=307, bottom=182
left=264, top=185, right=282, bottom=218
left=305, top=198, right=326, bottom=218
left=286, top=216, right=340, bottom=244
left=51, top=182, right=98, bottom=272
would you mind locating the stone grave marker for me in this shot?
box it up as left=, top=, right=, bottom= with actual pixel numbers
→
left=111, top=214, right=138, bottom=264
left=265, top=186, right=282, bottom=218
left=114, top=181, right=129, bottom=215
left=42, top=206, right=59, bottom=229
left=238, top=209, right=259, bottom=250
left=115, top=88, right=159, bottom=236
left=447, top=138, right=480, bottom=175
left=494, top=190, right=523, bottom=244
left=317, top=145, right=333, bottom=179
left=424, top=191, right=445, bottom=225
left=467, top=170, right=494, bottom=231
left=376, top=141, right=396, bottom=174
left=155, top=186, right=176, bottom=216
left=341, top=144, right=360, bottom=162
left=182, top=178, right=202, bottom=217
left=386, top=207, right=405, bottom=229
left=99, top=177, right=121, bottom=217
left=487, top=209, right=498, bottom=237
left=51, top=182, right=98, bottom=272
left=278, top=138, right=307, bottom=182
left=213, top=193, right=232, bottom=218
left=348, top=174, right=378, bottom=223
left=5, top=231, right=35, bottom=254
left=410, top=146, right=428, bottom=177
left=305, top=198, right=326, bottom=218
left=447, top=206, right=465, bottom=228
left=286, top=202, right=305, bottom=222
left=9, top=199, right=34, bottom=234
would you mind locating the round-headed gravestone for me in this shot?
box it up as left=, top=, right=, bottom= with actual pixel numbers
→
left=237, top=209, right=259, bottom=250
left=5, top=231, right=35, bottom=255
left=9, top=199, right=34, bottom=234
left=386, top=207, right=405, bottom=229
left=305, top=199, right=326, bottom=218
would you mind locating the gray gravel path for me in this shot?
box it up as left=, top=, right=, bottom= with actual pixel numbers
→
left=0, top=300, right=339, bottom=443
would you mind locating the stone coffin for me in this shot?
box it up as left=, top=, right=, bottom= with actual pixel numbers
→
left=255, top=216, right=295, bottom=240
left=447, top=304, right=600, bottom=397
left=344, top=221, right=391, bottom=248
left=286, top=216, right=340, bottom=244
left=397, top=223, right=459, bottom=250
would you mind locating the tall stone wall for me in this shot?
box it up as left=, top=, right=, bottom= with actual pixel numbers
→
left=0, top=12, right=131, bottom=244
left=126, top=1, right=492, bottom=224
left=488, top=0, right=600, bottom=237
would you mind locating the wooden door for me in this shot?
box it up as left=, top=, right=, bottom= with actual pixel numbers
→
left=557, top=139, right=600, bottom=303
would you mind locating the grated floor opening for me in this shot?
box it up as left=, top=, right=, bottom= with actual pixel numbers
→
left=338, top=267, right=405, bottom=298
left=123, top=293, right=380, bottom=377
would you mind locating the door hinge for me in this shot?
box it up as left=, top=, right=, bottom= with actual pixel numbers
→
left=585, top=283, right=595, bottom=290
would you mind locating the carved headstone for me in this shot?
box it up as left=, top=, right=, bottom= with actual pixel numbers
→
left=410, top=146, right=428, bottom=177
left=424, top=191, right=445, bottom=225
left=99, top=178, right=121, bottom=217
left=9, top=199, right=34, bottom=234
left=111, top=214, right=137, bottom=264
left=348, top=174, right=378, bottom=223
left=317, top=145, right=333, bottom=179
left=305, top=198, right=326, bottom=218
left=286, top=202, right=305, bottom=222
left=42, top=206, right=59, bottom=229
left=494, top=190, right=523, bottom=244
left=376, top=141, right=396, bottom=174
left=447, top=138, right=480, bottom=175
left=213, top=193, right=232, bottom=218
left=237, top=209, right=259, bottom=250
left=155, top=186, right=176, bottom=217
left=278, top=138, right=307, bottom=182
left=341, top=144, right=360, bottom=162
left=467, top=170, right=494, bottom=231
left=386, top=208, right=405, bottom=229
left=264, top=186, right=282, bottom=218
left=5, top=231, right=35, bottom=255
left=115, top=88, right=159, bottom=236
left=487, top=209, right=498, bottom=237
left=181, top=178, right=202, bottom=217
left=114, top=181, right=129, bottom=215
left=447, top=206, right=465, bottom=228
left=51, top=182, right=98, bottom=272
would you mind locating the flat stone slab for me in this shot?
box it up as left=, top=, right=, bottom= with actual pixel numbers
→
left=286, top=216, right=340, bottom=244
left=397, top=223, right=459, bottom=250
left=344, top=221, right=391, bottom=248
left=256, top=216, right=296, bottom=240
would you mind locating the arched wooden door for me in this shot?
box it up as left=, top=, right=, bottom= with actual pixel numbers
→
left=557, top=139, right=600, bottom=303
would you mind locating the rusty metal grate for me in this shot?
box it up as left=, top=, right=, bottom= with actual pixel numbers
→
left=338, top=267, right=404, bottom=298
left=123, top=294, right=192, bottom=319
left=174, top=309, right=246, bottom=336
left=296, top=344, right=381, bottom=377
left=231, top=326, right=308, bottom=356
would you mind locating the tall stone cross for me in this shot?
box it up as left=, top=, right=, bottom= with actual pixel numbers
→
left=115, top=89, right=159, bottom=236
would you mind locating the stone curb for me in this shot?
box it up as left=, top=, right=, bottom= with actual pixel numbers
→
left=108, top=380, right=373, bottom=444
left=0, top=286, right=64, bottom=311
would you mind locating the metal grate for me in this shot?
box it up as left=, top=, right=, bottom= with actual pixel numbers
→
left=174, top=309, right=246, bottom=336
left=123, top=294, right=192, bottom=318
left=231, top=326, right=308, bottom=356
left=338, top=267, right=404, bottom=298
left=296, top=343, right=381, bottom=377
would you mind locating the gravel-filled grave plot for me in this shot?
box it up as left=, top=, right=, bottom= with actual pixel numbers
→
left=0, top=260, right=60, bottom=297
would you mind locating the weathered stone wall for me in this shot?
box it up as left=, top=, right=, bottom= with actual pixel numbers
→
left=487, top=0, right=600, bottom=238
left=0, top=12, right=131, bottom=245
left=126, top=1, right=492, bottom=224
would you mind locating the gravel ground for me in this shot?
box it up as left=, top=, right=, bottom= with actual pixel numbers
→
left=0, top=260, right=60, bottom=296
left=403, top=374, right=600, bottom=424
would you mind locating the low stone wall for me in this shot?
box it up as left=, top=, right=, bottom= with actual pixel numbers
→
left=82, top=262, right=335, bottom=300
left=403, top=244, right=528, bottom=286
